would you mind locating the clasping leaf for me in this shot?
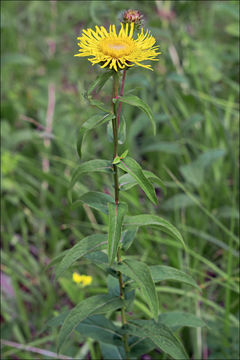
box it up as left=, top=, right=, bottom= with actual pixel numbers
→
left=77, top=113, right=115, bottom=159
left=108, top=202, right=128, bottom=265
left=117, top=157, right=158, bottom=205
left=55, top=234, right=107, bottom=280
left=57, top=294, right=123, bottom=352
left=113, top=95, right=156, bottom=135
left=87, top=70, right=113, bottom=96
left=113, top=259, right=158, bottom=320
left=70, top=159, right=112, bottom=192
left=126, top=320, right=189, bottom=360
left=124, top=214, right=186, bottom=250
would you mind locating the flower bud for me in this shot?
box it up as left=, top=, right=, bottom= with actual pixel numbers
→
left=121, top=9, right=144, bottom=29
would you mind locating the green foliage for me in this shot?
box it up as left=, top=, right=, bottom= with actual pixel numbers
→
left=48, top=313, right=124, bottom=346
left=158, top=311, right=206, bottom=330
left=77, top=113, right=115, bottom=158
left=55, top=234, right=108, bottom=280
left=57, top=50, right=190, bottom=357
left=119, top=169, right=166, bottom=193
left=76, top=315, right=122, bottom=346
left=1, top=1, right=239, bottom=359
left=100, top=342, right=125, bottom=360
left=113, top=95, right=156, bottom=135
left=117, top=157, right=158, bottom=205
left=87, top=71, right=114, bottom=96
left=124, top=214, right=186, bottom=249
left=149, top=265, right=199, bottom=289
left=70, top=159, right=112, bottom=190
left=107, top=116, right=126, bottom=144
left=126, top=320, right=189, bottom=360
left=72, top=191, right=114, bottom=214
left=121, top=228, right=138, bottom=251
left=114, top=259, right=159, bottom=320
left=179, top=149, right=226, bottom=188
left=57, top=295, right=123, bottom=351
left=108, top=202, right=128, bottom=265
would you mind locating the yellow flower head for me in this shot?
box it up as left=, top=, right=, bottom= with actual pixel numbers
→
left=81, top=275, right=92, bottom=286
left=75, top=22, right=160, bottom=71
left=72, top=272, right=92, bottom=287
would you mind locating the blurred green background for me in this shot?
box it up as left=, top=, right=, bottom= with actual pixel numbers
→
left=1, top=0, right=239, bottom=359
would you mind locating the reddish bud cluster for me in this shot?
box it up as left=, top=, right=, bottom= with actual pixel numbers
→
left=121, top=9, right=144, bottom=28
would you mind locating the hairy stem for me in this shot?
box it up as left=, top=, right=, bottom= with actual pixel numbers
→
left=117, top=69, right=127, bottom=131
left=112, top=73, right=119, bottom=204
left=112, top=71, right=129, bottom=358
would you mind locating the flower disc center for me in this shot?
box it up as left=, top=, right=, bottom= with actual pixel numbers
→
left=110, top=43, right=126, bottom=50
left=99, top=39, right=134, bottom=58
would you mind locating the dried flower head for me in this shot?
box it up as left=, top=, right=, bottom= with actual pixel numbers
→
left=75, top=22, right=160, bottom=71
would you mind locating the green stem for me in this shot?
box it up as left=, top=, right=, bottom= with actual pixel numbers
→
left=112, top=73, right=119, bottom=204
left=112, top=71, right=129, bottom=359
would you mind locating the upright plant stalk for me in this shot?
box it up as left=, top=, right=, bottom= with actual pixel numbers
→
left=54, top=17, right=197, bottom=360
left=112, top=71, right=129, bottom=358
left=117, top=69, right=127, bottom=131
left=112, top=73, right=120, bottom=204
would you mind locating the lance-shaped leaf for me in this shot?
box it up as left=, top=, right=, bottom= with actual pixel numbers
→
left=158, top=311, right=206, bottom=330
left=126, top=320, right=189, bottom=360
left=70, top=159, right=112, bottom=190
left=123, top=214, right=186, bottom=249
left=119, top=169, right=166, bottom=194
left=43, top=311, right=69, bottom=333
left=114, top=259, right=158, bottom=320
left=100, top=342, right=125, bottom=360
left=88, top=97, right=110, bottom=113
left=55, top=234, right=107, bottom=280
left=117, top=157, right=158, bottom=205
left=87, top=70, right=113, bottom=95
left=107, top=115, right=126, bottom=144
left=57, top=294, right=123, bottom=352
left=150, top=265, right=199, bottom=289
left=72, top=191, right=114, bottom=214
left=77, top=113, right=115, bottom=158
left=126, top=265, right=199, bottom=292
left=108, top=202, right=128, bottom=265
left=121, top=227, right=138, bottom=251
left=46, top=312, right=124, bottom=347
left=48, top=311, right=67, bottom=326
left=45, top=250, right=67, bottom=271
left=129, top=337, right=155, bottom=358
left=84, top=251, right=108, bottom=265
left=46, top=312, right=123, bottom=346
left=113, top=95, right=156, bottom=135
left=76, top=315, right=123, bottom=346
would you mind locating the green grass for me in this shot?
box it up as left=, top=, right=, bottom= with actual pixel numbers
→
left=1, top=1, right=239, bottom=359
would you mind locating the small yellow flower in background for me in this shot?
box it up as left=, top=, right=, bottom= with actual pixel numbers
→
left=75, top=22, right=160, bottom=71
left=72, top=272, right=92, bottom=286
left=81, top=275, right=92, bottom=286
left=72, top=272, right=82, bottom=284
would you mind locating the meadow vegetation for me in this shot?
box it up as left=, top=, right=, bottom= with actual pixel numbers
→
left=1, top=1, right=239, bottom=359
